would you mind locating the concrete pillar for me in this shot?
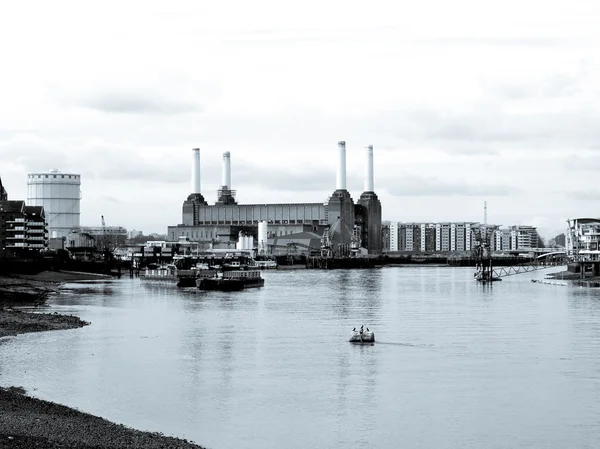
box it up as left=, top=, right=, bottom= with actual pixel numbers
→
left=336, top=141, right=346, bottom=190
left=191, top=148, right=201, bottom=194
left=364, top=145, right=374, bottom=192
left=222, top=151, right=231, bottom=189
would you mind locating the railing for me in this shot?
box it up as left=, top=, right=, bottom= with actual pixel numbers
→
left=492, top=260, right=564, bottom=278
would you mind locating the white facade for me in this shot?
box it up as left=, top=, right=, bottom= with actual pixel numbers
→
left=465, top=225, right=472, bottom=251
left=405, top=225, right=414, bottom=251
left=566, top=218, right=600, bottom=252
left=258, top=220, right=268, bottom=254
left=27, top=170, right=81, bottom=238
left=390, top=222, right=398, bottom=251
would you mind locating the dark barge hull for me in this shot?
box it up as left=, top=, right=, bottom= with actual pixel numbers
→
left=197, top=278, right=265, bottom=291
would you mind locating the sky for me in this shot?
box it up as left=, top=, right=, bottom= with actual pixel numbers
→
left=1, top=0, right=599, bottom=239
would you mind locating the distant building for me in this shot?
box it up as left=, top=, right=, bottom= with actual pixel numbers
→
left=27, top=170, right=81, bottom=238
left=566, top=218, right=600, bottom=253
left=77, top=226, right=128, bottom=250
left=381, top=221, right=391, bottom=252
left=0, top=175, right=7, bottom=201
left=386, top=221, right=543, bottom=254
left=0, top=200, right=48, bottom=258
left=127, top=229, right=143, bottom=239
left=168, top=144, right=383, bottom=255
left=389, top=222, right=399, bottom=251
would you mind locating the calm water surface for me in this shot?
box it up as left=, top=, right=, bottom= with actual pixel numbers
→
left=1, top=267, right=600, bottom=449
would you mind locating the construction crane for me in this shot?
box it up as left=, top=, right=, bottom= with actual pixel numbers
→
left=101, top=215, right=108, bottom=260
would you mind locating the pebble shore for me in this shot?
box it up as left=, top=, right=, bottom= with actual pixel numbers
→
left=0, top=308, right=89, bottom=338
left=0, top=387, right=206, bottom=449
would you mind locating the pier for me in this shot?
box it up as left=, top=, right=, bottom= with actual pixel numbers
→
left=306, top=256, right=376, bottom=269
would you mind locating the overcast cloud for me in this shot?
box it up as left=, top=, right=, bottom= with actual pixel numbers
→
left=1, top=0, right=600, bottom=238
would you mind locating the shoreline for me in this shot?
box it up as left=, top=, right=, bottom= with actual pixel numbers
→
left=0, top=271, right=207, bottom=448
left=0, top=387, right=206, bottom=449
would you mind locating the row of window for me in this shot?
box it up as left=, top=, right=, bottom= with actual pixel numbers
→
left=29, top=174, right=80, bottom=179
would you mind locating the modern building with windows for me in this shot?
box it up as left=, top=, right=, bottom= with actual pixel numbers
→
left=566, top=218, right=600, bottom=253
left=0, top=200, right=48, bottom=258
left=386, top=221, right=542, bottom=254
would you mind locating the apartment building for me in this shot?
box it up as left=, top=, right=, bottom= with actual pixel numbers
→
left=387, top=221, right=543, bottom=253
left=0, top=200, right=48, bottom=258
left=566, top=218, right=600, bottom=252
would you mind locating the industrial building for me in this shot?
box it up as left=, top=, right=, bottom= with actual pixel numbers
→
left=65, top=226, right=128, bottom=251
left=168, top=142, right=383, bottom=255
left=27, top=170, right=81, bottom=238
left=0, top=176, right=7, bottom=201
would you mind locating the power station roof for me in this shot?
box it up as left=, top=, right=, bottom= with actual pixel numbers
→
left=269, top=231, right=322, bottom=250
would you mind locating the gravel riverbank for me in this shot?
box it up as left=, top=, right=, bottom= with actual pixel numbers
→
left=1, top=272, right=208, bottom=448
left=0, top=308, right=89, bottom=338
left=0, top=387, right=206, bottom=449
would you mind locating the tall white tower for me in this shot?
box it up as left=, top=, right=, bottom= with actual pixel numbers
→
left=364, top=145, right=374, bottom=192
left=27, top=170, right=81, bottom=238
left=222, top=151, right=231, bottom=189
left=336, top=141, right=347, bottom=190
left=191, top=148, right=201, bottom=194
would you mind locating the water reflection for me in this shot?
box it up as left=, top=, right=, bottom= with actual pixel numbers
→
left=2, top=268, right=600, bottom=449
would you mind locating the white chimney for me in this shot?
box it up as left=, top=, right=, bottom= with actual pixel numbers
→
left=222, top=151, right=231, bottom=189
left=336, top=141, right=347, bottom=190
left=365, top=145, right=374, bottom=192
left=191, top=148, right=201, bottom=194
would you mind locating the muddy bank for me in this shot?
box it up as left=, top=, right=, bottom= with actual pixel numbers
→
left=1, top=270, right=113, bottom=304
left=0, top=387, right=206, bottom=449
left=0, top=308, right=90, bottom=338
left=0, top=276, right=60, bottom=303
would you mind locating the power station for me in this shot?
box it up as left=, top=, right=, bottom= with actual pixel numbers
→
left=168, top=142, right=382, bottom=255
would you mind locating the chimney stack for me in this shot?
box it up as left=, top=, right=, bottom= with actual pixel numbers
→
left=191, top=148, right=201, bottom=194
left=336, top=141, right=347, bottom=190
left=364, top=145, right=374, bottom=192
left=222, top=151, right=231, bottom=189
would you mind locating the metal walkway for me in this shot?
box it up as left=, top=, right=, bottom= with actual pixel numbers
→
left=492, top=262, right=564, bottom=278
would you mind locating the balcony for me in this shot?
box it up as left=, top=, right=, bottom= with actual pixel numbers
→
left=27, top=236, right=46, bottom=242
left=27, top=228, right=45, bottom=234
left=6, top=218, right=25, bottom=224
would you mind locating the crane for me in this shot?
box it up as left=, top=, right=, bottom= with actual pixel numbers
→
left=101, top=215, right=108, bottom=259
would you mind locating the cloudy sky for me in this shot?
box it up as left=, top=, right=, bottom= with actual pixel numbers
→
left=1, top=0, right=599, bottom=238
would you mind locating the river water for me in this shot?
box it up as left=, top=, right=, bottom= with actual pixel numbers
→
left=1, top=266, right=600, bottom=449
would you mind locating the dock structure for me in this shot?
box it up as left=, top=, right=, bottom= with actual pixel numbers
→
left=306, top=256, right=376, bottom=269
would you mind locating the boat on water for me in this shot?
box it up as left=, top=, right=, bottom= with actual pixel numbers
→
left=196, top=268, right=265, bottom=291
left=253, top=260, right=278, bottom=269
left=140, top=263, right=215, bottom=287
left=349, top=327, right=375, bottom=343
left=139, top=264, right=179, bottom=283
